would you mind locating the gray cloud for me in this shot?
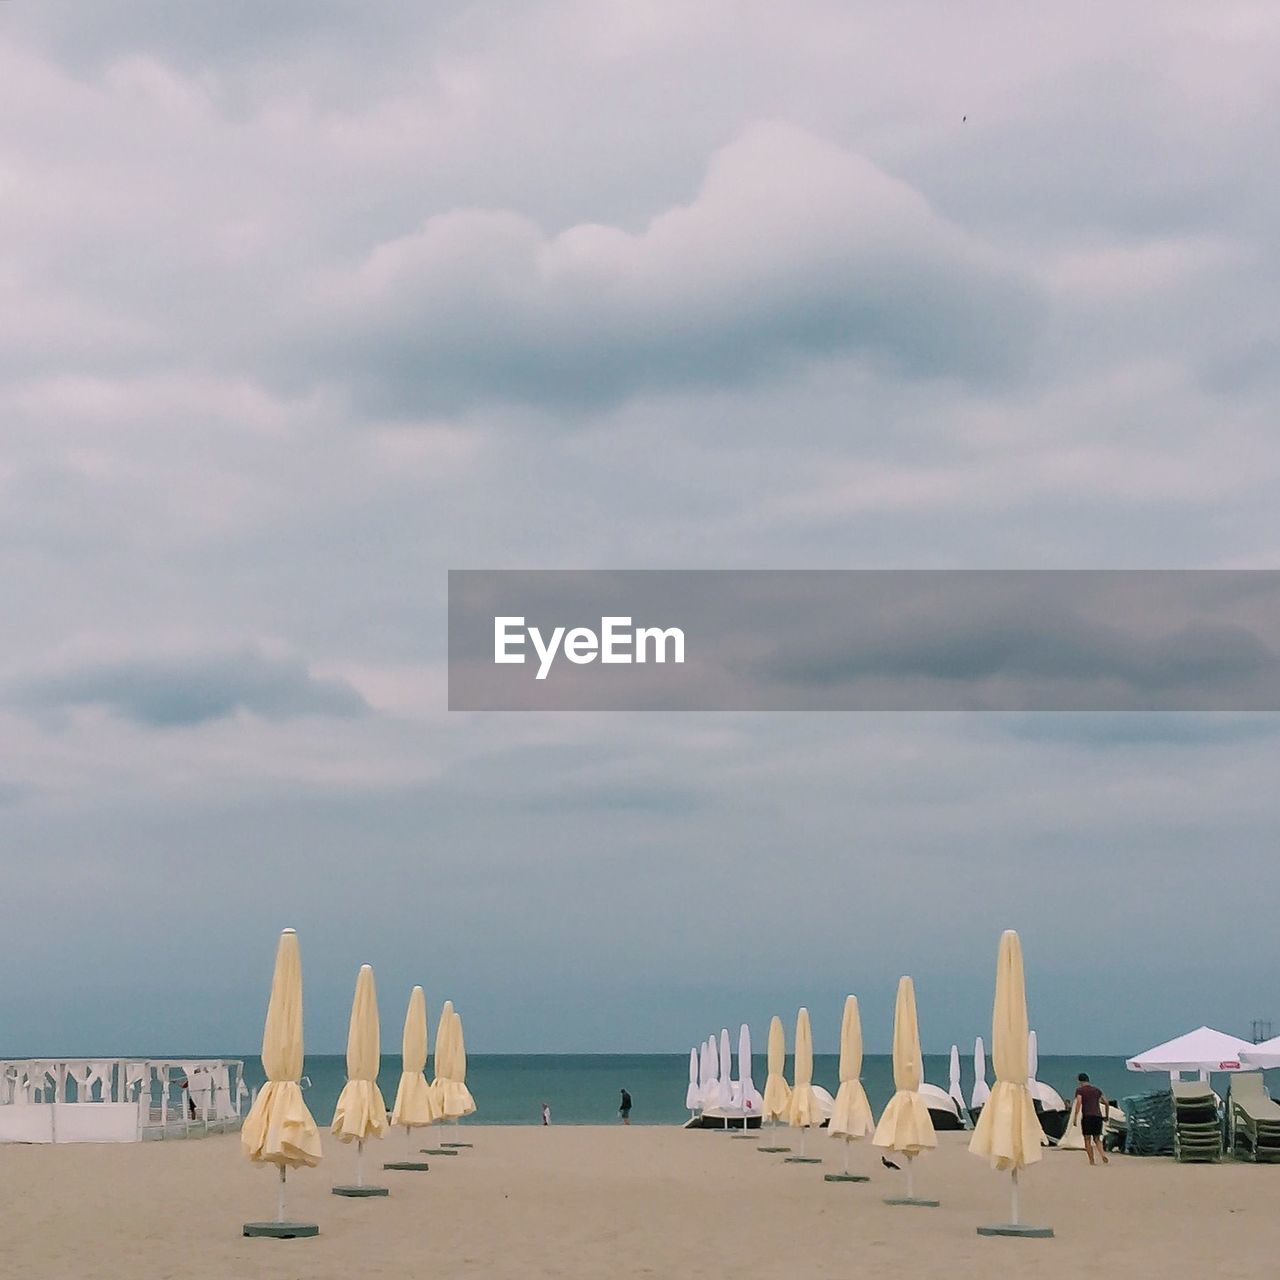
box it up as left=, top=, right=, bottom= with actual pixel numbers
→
left=10, top=648, right=368, bottom=727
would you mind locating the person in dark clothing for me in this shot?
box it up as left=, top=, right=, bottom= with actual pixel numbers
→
left=1074, top=1073, right=1109, bottom=1166
left=619, top=1088, right=632, bottom=1125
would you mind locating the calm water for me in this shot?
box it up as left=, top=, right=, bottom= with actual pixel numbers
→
left=234, top=1053, right=1182, bottom=1126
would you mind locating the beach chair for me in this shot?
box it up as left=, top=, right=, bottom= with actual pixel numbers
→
left=1230, top=1073, right=1280, bottom=1163
left=1171, top=1082, right=1222, bottom=1162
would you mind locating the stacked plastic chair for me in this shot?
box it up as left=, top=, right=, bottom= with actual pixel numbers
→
left=1121, top=1090, right=1174, bottom=1156
left=1171, top=1082, right=1223, bottom=1162
left=1230, top=1073, right=1280, bottom=1162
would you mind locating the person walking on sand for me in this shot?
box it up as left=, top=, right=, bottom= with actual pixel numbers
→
left=541, top=1102, right=551, bottom=1125
left=1074, top=1073, right=1109, bottom=1166
left=619, top=1088, right=632, bottom=1125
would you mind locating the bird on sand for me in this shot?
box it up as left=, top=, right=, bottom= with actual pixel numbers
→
left=881, top=1156, right=900, bottom=1171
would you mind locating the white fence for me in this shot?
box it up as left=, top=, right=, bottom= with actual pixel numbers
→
left=0, top=1058, right=248, bottom=1143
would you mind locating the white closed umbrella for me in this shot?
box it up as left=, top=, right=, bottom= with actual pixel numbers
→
left=949, top=1045, right=969, bottom=1128
left=972, top=1037, right=991, bottom=1111
left=706, top=1035, right=720, bottom=1104
left=685, top=1049, right=699, bottom=1117
left=734, top=1023, right=756, bottom=1137
left=718, top=1028, right=734, bottom=1127
left=698, top=1040, right=712, bottom=1107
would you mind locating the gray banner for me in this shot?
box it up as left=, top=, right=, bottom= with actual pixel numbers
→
left=448, top=570, right=1280, bottom=711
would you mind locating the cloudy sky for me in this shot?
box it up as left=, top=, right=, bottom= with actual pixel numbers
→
left=2, top=1, right=1279, bottom=1058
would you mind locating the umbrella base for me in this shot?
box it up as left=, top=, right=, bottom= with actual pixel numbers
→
left=440, top=1141, right=473, bottom=1148
left=730, top=1133, right=758, bottom=1140
left=784, top=1156, right=823, bottom=1164
left=884, top=1196, right=940, bottom=1207
left=824, top=1173, right=869, bottom=1182
left=332, top=1185, right=389, bottom=1197
left=243, top=1221, right=319, bottom=1238
left=757, top=1146, right=791, bottom=1153
left=421, top=1147, right=458, bottom=1155
left=977, top=1224, right=1054, bottom=1238
left=383, top=1161, right=430, bottom=1171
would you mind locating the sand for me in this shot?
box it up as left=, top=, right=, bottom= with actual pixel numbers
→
left=2, top=1126, right=1278, bottom=1279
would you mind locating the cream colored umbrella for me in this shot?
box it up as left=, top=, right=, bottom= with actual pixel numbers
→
left=436, top=1004, right=477, bottom=1145
left=970, top=930, right=1052, bottom=1237
left=388, top=985, right=437, bottom=1169
left=762, top=1015, right=791, bottom=1136
left=330, top=964, right=388, bottom=1194
left=873, top=976, right=937, bottom=1204
left=429, top=998, right=454, bottom=1117
left=785, top=1007, right=822, bottom=1161
left=828, top=995, right=875, bottom=1178
left=241, top=928, right=321, bottom=1235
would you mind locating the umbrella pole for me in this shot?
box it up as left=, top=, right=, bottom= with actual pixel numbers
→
left=407, top=1125, right=413, bottom=1156
left=277, top=1166, right=286, bottom=1224
left=356, top=1139, right=365, bottom=1188
left=843, top=1137, right=850, bottom=1176
left=906, top=1156, right=915, bottom=1200
left=1011, top=1169, right=1020, bottom=1226
left=799, top=1128, right=806, bottom=1159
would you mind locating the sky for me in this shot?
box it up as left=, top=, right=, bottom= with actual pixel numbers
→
left=2, top=1, right=1279, bottom=1059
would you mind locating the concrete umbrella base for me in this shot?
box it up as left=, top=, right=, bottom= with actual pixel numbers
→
left=977, top=1224, right=1054, bottom=1238
left=384, top=1161, right=430, bottom=1171
left=757, top=1145, right=790, bottom=1153
left=884, top=1196, right=940, bottom=1207
left=421, top=1147, right=458, bottom=1155
left=332, top=1185, right=389, bottom=1197
left=824, top=1173, right=869, bottom=1182
left=243, top=1222, right=319, bottom=1238
left=784, top=1156, right=822, bottom=1164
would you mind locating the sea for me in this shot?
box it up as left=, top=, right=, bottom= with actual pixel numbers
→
left=229, top=1053, right=1184, bottom=1126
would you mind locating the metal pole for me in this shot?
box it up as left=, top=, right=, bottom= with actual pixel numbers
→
left=357, top=1139, right=365, bottom=1187
left=1011, top=1168, right=1020, bottom=1225
left=277, top=1166, right=286, bottom=1224
left=843, top=1138, right=850, bottom=1175
left=906, top=1156, right=915, bottom=1200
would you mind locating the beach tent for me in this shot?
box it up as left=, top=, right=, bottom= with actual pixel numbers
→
left=970, top=930, right=1052, bottom=1237
left=829, top=995, right=875, bottom=1177
left=1242, top=1037, right=1280, bottom=1069
left=1126, top=1027, right=1253, bottom=1080
left=331, top=964, right=389, bottom=1195
left=874, top=976, right=937, bottom=1204
left=241, top=929, right=322, bottom=1237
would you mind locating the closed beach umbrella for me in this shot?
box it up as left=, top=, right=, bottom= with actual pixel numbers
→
left=707, top=1034, right=720, bottom=1098
left=972, top=1036, right=991, bottom=1111
left=241, top=929, right=321, bottom=1229
left=718, top=1028, right=734, bottom=1118
left=331, top=964, right=388, bottom=1191
left=437, top=1006, right=477, bottom=1129
left=948, top=1044, right=968, bottom=1125
left=698, top=1039, right=713, bottom=1106
left=1027, top=1029, right=1039, bottom=1089
left=686, top=1048, right=700, bottom=1115
left=829, top=995, right=875, bottom=1175
left=390, top=986, right=438, bottom=1134
left=873, top=976, right=936, bottom=1201
left=430, top=999, right=455, bottom=1114
left=969, top=930, right=1049, bottom=1235
left=762, top=1015, right=791, bottom=1123
left=737, top=1023, right=755, bottom=1113
left=786, top=1008, right=821, bottom=1157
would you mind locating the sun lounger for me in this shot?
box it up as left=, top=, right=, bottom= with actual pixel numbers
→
left=1171, top=1082, right=1222, bottom=1162
left=1230, top=1073, right=1280, bottom=1163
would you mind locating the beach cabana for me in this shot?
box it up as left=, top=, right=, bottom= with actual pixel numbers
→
left=240, top=929, right=321, bottom=1238
left=827, top=995, right=874, bottom=1181
left=331, top=964, right=389, bottom=1197
left=970, top=930, right=1052, bottom=1238
left=1126, top=1027, right=1252, bottom=1081
left=387, top=986, right=436, bottom=1171
left=873, top=976, right=937, bottom=1206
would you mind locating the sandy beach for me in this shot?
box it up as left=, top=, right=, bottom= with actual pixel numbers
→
left=3, top=1127, right=1278, bottom=1279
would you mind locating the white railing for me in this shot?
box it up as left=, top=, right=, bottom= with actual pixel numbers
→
left=0, top=1058, right=249, bottom=1143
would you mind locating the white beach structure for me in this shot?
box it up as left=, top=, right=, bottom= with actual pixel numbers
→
left=972, top=1036, right=991, bottom=1112
left=1126, top=1026, right=1253, bottom=1082
left=1241, top=1036, right=1280, bottom=1069
left=0, top=1058, right=248, bottom=1143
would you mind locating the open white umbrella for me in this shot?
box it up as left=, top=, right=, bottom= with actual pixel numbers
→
left=1127, top=1026, right=1252, bottom=1080
left=972, top=1036, right=991, bottom=1112
left=1242, top=1036, right=1280, bottom=1069
left=686, top=1049, right=700, bottom=1117
left=970, top=930, right=1052, bottom=1238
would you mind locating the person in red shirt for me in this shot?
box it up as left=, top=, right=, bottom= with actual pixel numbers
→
left=1074, top=1073, right=1109, bottom=1166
